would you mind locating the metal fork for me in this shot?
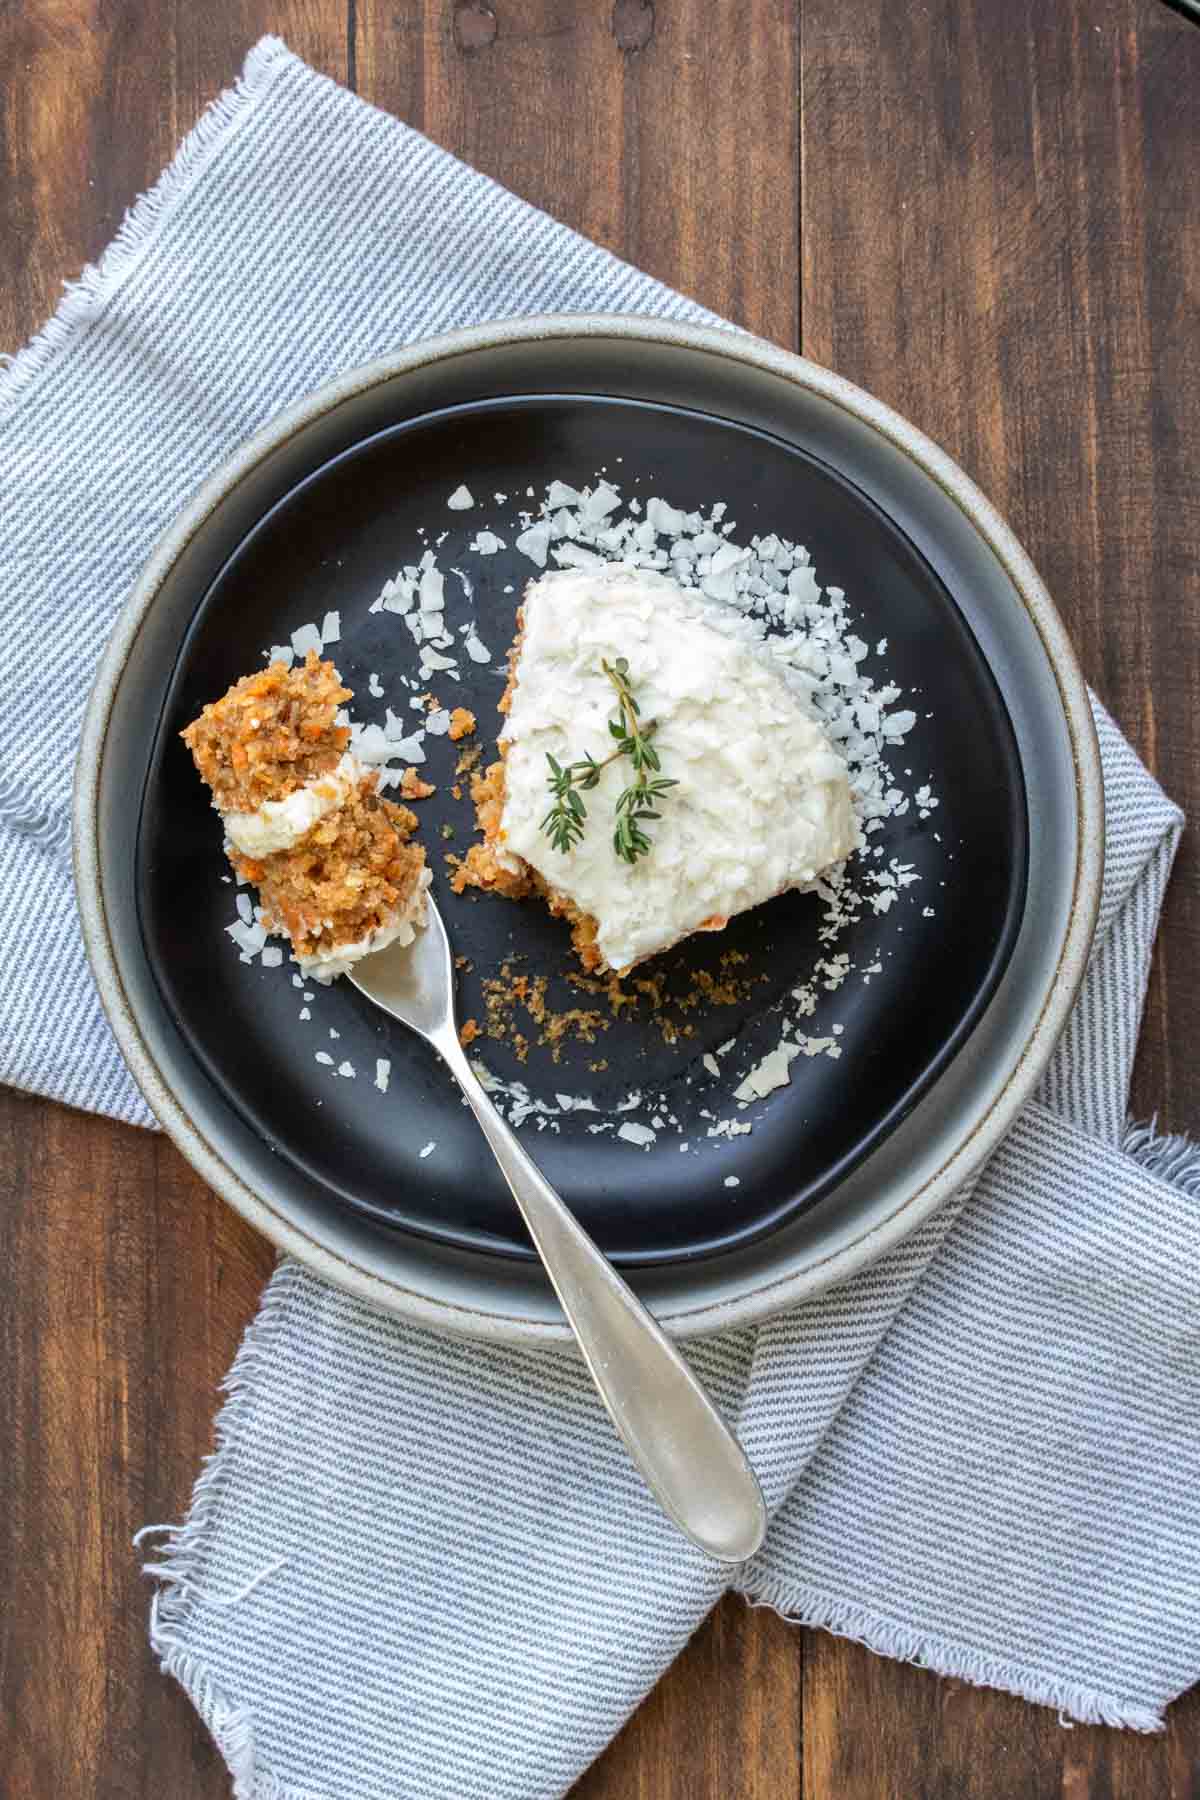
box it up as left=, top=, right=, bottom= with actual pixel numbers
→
left=350, top=894, right=767, bottom=1563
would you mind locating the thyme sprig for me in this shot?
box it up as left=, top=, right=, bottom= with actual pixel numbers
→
left=540, top=657, right=678, bottom=865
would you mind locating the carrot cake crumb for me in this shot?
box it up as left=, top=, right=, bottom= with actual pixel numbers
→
left=459, top=1018, right=480, bottom=1048
left=181, top=650, right=350, bottom=815
left=401, top=768, right=436, bottom=800
left=183, top=654, right=428, bottom=979
left=448, top=707, right=476, bottom=741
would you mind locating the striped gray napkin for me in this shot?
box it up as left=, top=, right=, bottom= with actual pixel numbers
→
left=2, top=38, right=1197, bottom=1800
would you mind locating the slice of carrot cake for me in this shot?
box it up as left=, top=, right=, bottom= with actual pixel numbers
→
left=182, top=651, right=429, bottom=980
left=454, top=565, right=859, bottom=974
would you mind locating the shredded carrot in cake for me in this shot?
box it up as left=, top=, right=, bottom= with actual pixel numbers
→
left=183, top=653, right=427, bottom=969
left=181, top=651, right=350, bottom=813
left=229, top=782, right=424, bottom=960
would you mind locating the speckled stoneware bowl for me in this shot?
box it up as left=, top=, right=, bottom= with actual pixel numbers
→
left=74, top=316, right=1103, bottom=1343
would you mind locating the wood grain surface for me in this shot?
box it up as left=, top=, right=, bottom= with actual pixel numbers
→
left=1, top=2, right=1197, bottom=1795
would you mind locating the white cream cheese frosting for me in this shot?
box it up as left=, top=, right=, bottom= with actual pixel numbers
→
left=223, top=752, right=365, bottom=857
left=498, top=566, right=860, bottom=972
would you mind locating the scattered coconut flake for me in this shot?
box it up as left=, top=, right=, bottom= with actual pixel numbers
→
left=464, top=631, right=491, bottom=664
left=735, top=1043, right=801, bottom=1103
left=320, top=610, right=341, bottom=644
left=375, top=1059, right=391, bottom=1092
left=883, top=709, right=917, bottom=739
left=260, top=946, right=284, bottom=968
left=724, top=1176, right=741, bottom=1189
left=315, top=1052, right=334, bottom=1066
left=447, top=485, right=475, bottom=510
left=581, top=482, right=621, bottom=523
left=516, top=521, right=552, bottom=567
left=368, top=671, right=385, bottom=698
left=702, top=1053, right=720, bottom=1078
left=471, top=531, right=506, bottom=555
left=420, top=648, right=458, bottom=675
left=268, top=643, right=295, bottom=667
left=290, top=621, right=323, bottom=658
left=552, top=542, right=606, bottom=572
left=227, top=918, right=268, bottom=957
left=419, top=1141, right=436, bottom=1158
left=350, top=722, right=393, bottom=765
left=337, top=1060, right=356, bottom=1079
left=646, top=496, right=687, bottom=535
left=299, top=1007, right=311, bottom=1020
left=419, top=566, right=445, bottom=611
left=425, top=709, right=451, bottom=737
left=618, top=1121, right=657, bottom=1149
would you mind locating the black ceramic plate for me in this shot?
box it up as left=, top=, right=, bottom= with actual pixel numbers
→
left=138, top=395, right=1027, bottom=1267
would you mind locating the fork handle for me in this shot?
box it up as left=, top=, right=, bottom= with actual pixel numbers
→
left=433, top=1028, right=767, bottom=1563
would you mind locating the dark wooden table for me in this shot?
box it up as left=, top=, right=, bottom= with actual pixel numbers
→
left=2, top=3, right=1198, bottom=1795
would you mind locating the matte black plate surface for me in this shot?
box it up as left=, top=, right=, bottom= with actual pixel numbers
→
left=138, top=396, right=1027, bottom=1266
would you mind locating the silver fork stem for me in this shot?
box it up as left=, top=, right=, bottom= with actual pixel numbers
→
left=430, top=1024, right=767, bottom=1564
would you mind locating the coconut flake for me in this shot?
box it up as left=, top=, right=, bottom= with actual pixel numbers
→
left=350, top=722, right=393, bottom=765
left=420, top=648, right=458, bottom=674
left=516, top=521, right=552, bottom=567
left=735, top=1043, right=801, bottom=1103
left=582, top=482, right=621, bottom=523
left=617, top=1121, right=657, bottom=1149
left=447, top=485, right=475, bottom=510
left=420, top=566, right=446, bottom=611
left=646, top=497, right=687, bottom=536
left=290, top=621, right=323, bottom=658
